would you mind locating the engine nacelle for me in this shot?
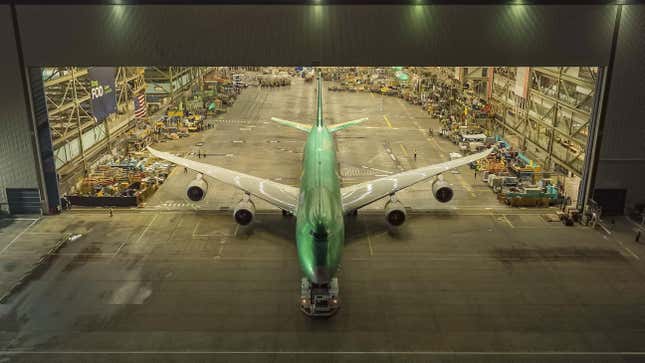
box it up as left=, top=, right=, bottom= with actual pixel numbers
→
left=233, top=199, right=256, bottom=226
left=432, top=178, right=454, bottom=203
left=384, top=199, right=407, bottom=227
left=186, top=175, right=208, bottom=201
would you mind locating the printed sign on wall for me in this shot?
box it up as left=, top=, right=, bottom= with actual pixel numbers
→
left=88, top=67, right=117, bottom=121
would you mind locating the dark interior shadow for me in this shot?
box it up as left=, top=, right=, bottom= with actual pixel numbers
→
left=236, top=210, right=421, bottom=245
left=240, top=213, right=297, bottom=243
left=0, top=218, right=16, bottom=231
left=344, top=212, right=412, bottom=244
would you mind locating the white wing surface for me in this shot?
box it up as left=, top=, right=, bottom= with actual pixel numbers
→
left=340, top=148, right=494, bottom=212
left=148, top=147, right=300, bottom=212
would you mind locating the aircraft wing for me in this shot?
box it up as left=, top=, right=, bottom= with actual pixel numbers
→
left=148, top=147, right=300, bottom=213
left=340, top=148, right=494, bottom=213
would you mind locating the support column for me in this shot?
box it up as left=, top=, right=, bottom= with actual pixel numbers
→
left=28, top=68, right=60, bottom=214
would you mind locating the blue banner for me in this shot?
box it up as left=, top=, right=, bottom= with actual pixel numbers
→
left=88, top=67, right=117, bottom=121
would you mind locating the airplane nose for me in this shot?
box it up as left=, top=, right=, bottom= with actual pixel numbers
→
left=313, top=266, right=331, bottom=284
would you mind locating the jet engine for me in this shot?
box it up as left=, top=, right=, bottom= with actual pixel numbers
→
left=234, top=199, right=256, bottom=226
left=384, top=199, right=407, bottom=227
left=432, top=178, right=454, bottom=203
left=186, top=174, right=208, bottom=201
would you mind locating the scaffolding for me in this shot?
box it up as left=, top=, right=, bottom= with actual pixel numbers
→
left=489, top=66, right=597, bottom=177
left=43, top=67, right=147, bottom=175
left=44, top=66, right=211, bottom=192
left=455, top=67, right=489, bottom=96
left=143, top=67, right=212, bottom=111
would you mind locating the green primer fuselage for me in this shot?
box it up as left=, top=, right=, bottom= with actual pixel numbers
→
left=295, top=78, right=344, bottom=284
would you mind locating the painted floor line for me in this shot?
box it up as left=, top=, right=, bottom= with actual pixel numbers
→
left=502, top=215, right=515, bottom=229
left=612, top=235, right=640, bottom=260
left=1, top=351, right=644, bottom=355
left=113, top=214, right=159, bottom=257
left=383, top=115, right=393, bottom=128
left=136, top=214, right=159, bottom=244
left=0, top=218, right=39, bottom=256
left=399, top=143, right=409, bottom=157
left=191, top=220, right=201, bottom=238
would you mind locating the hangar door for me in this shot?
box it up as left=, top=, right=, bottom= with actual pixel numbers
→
left=6, top=188, right=42, bottom=215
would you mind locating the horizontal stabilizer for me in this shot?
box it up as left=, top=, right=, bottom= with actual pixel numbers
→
left=270, top=117, right=311, bottom=133
left=328, top=117, right=369, bottom=133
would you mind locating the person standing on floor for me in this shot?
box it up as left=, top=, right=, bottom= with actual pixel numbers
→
left=636, top=230, right=641, bottom=243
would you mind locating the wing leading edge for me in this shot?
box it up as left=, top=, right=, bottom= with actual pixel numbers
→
left=269, top=117, right=311, bottom=133
left=340, top=148, right=494, bottom=212
left=148, top=147, right=299, bottom=213
left=327, top=117, right=369, bottom=133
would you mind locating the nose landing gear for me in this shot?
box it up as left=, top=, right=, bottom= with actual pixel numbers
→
left=299, top=277, right=339, bottom=317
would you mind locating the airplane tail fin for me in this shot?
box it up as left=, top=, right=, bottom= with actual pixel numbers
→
left=269, top=117, right=311, bottom=133
left=327, top=117, right=369, bottom=133
left=316, top=73, right=324, bottom=128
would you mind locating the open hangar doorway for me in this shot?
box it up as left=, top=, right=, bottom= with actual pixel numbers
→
left=33, top=65, right=601, bottom=217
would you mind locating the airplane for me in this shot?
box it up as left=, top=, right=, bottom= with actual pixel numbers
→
left=148, top=73, right=493, bottom=317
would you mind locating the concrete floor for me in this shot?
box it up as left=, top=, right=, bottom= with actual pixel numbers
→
left=2, top=79, right=645, bottom=362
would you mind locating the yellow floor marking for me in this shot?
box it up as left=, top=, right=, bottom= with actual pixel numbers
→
left=383, top=115, right=393, bottom=129
left=217, top=244, right=225, bottom=257
left=502, top=215, right=515, bottom=228
left=399, top=143, right=409, bottom=157
left=192, top=221, right=201, bottom=238
left=454, top=172, right=477, bottom=197
left=399, top=99, right=477, bottom=198
left=428, top=137, right=446, bottom=153
left=412, top=119, right=446, bottom=153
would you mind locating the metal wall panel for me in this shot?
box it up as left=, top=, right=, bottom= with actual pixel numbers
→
left=0, top=5, right=39, bottom=210
left=15, top=5, right=615, bottom=66
left=595, top=5, right=645, bottom=212
left=6, top=188, right=41, bottom=215
left=28, top=67, right=59, bottom=213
